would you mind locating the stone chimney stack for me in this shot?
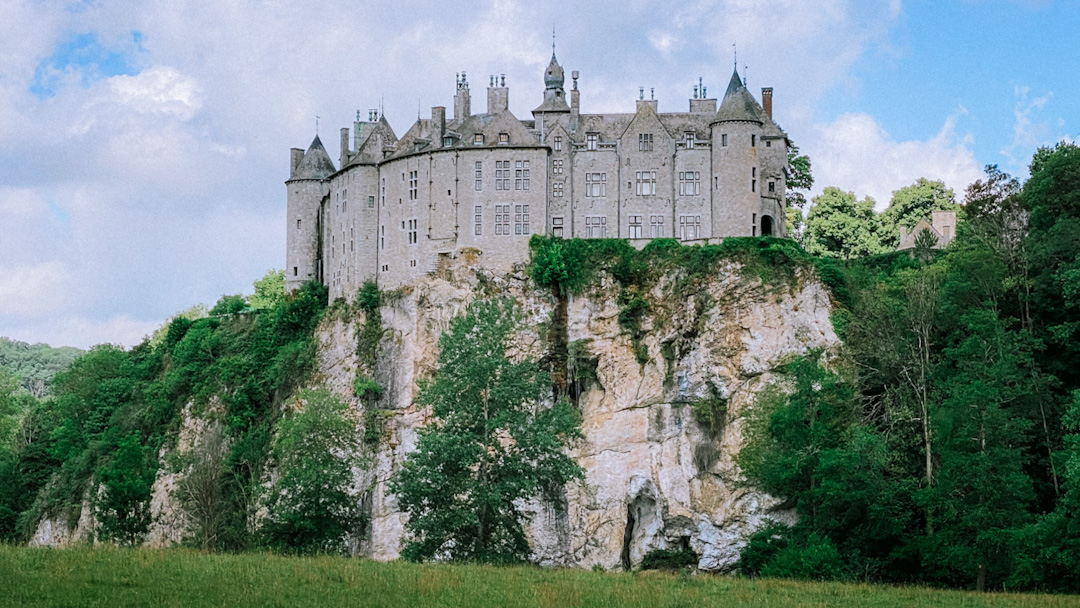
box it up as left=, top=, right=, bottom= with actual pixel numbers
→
left=570, top=70, right=580, bottom=131
left=289, top=148, right=304, bottom=178
left=761, top=87, right=773, bottom=119
left=340, top=127, right=351, bottom=167
left=488, top=74, right=509, bottom=114
left=431, top=106, right=446, bottom=140
left=454, top=72, right=471, bottom=123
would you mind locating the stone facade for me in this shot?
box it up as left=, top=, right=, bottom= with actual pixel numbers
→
left=286, top=53, right=791, bottom=298
left=897, top=210, right=957, bottom=250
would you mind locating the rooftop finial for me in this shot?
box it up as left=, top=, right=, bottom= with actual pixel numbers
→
left=733, top=42, right=737, bottom=70
left=315, top=114, right=320, bottom=135
left=552, top=23, right=556, bottom=58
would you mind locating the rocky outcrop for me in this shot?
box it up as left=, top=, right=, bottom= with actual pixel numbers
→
left=315, top=257, right=837, bottom=570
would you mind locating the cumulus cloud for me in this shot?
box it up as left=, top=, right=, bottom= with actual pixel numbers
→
left=106, top=66, right=202, bottom=118
left=808, top=110, right=983, bottom=208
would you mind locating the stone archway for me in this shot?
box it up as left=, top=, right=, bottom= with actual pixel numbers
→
left=760, top=214, right=774, bottom=236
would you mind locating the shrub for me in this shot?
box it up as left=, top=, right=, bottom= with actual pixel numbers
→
left=640, top=548, right=698, bottom=571
left=760, top=533, right=847, bottom=581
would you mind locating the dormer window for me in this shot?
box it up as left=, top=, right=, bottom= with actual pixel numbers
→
left=586, top=132, right=598, bottom=151
left=498, top=132, right=509, bottom=144
left=474, top=133, right=484, bottom=145
left=685, top=131, right=695, bottom=149
left=443, top=136, right=454, bottom=147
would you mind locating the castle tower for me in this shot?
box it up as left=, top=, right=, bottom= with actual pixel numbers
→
left=710, top=69, right=772, bottom=237
left=533, top=51, right=570, bottom=134
left=286, top=135, right=335, bottom=292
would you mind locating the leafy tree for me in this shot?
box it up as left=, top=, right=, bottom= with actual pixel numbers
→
left=802, top=188, right=885, bottom=259
left=0, top=338, right=83, bottom=398
left=261, top=389, right=363, bottom=554
left=391, top=298, right=583, bottom=564
left=785, top=144, right=814, bottom=238
left=175, top=421, right=229, bottom=550
left=249, top=270, right=286, bottom=310
left=880, top=179, right=959, bottom=249
left=210, top=294, right=247, bottom=316
left=95, top=432, right=155, bottom=546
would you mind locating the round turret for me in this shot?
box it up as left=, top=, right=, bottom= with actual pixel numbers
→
left=545, top=54, right=564, bottom=90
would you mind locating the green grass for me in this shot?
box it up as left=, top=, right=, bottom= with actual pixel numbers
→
left=1, top=546, right=1077, bottom=608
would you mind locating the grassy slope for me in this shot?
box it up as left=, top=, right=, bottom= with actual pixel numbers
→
left=1, top=546, right=1076, bottom=608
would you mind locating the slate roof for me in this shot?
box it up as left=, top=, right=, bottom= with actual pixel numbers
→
left=292, top=135, right=336, bottom=179
left=714, top=69, right=768, bottom=124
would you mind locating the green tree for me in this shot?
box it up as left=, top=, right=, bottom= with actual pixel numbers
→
left=802, top=188, right=885, bottom=259
left=880, top=179, right=959, bottom=249
left=391, top=298, right=583, bottom=564
left=261, top=389, right=363, bottom=554
left=95, top=432, right=155, bottom=546
left=785, top=144, right=814, bottom=238
left=249, top=269, right=286, bottom=310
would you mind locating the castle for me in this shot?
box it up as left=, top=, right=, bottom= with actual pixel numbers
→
left=286, top=50, right=791, bottom=297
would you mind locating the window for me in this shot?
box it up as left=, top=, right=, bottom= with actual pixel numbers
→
left=474, top=161, right=482, bottom=191
left=650, top=214, right=665, bottom=238
left=752, top=168, right=756, bottom=192
left=635, top=171, right=657, bottom=196
left=685, top=132, right=695, bottom=149
left=553, top=159, right=563, bottom=174
left=766, top=140, right=772, bottom=148
left=380, top=178, right=385, bottom=206
left=499, top=132, right=509, bottom=144
left=585, top=216, right=606, bottom=238
left=350, top=227, right=354, bottom=251
left=751, top=134, right=756, bottom=147
left=553, top=182, right=564, bottom=197
left=474, top=205, right=482, bottom=235
left=628, top=215, right=643, bottom=239
left=296, top=218, right=301, bottom=230
left=638, top=133, right=653, bottom=152
left=586, top=132, right=598, bottom=151
left=551, top=216, right=564, bottom=238
left=410, top=260, right=417, bottom=268
left=381, top=264, right=388, bottom=272
left=474, top=133, right=484, bottom=145
left=768, top=181, right=775, bottom=193
left=554, top=135, right=562, bottom=151
left=514, top=160, right=530, bottom=190
left=380, top=225, right=385, bottom=249
left=293, top=266, right=298, bottom=276
left=495, top=204, right=510, bottom=235
left=514, top=204, right=530, bottom=235
left=444, top=136, right=454, bottom=147
left=406, top=218, right=418, bottom=244
left=586, top=172, right=606, bottom=197
left=679, top=171, right=700, bottom=196
left=679, top=215, right=701, bottom=240
left=496, top=160, right=510, bottom=190
left=721, top=134, right=728, bottom=147
left=368, top=195, right=375, bottom=208
left=752, top=213, right=757, bottom=237
left=342, top=199, right=346, bottom=213
left=408, top=170, right=418, bottom=200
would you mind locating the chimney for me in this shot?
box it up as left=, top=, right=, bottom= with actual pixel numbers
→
left=431, top=106, right=446, bottom=141
left=340, top=127, right=351, bottom=167
left=570, top=70, right=580, bottom=130
left=289, top=148, right=304, bottom=178
left=454, top=72, right=471, bottom=123
left=487, top=75, right=509, bottom=114
left=761, top=87, right=773, bottom=119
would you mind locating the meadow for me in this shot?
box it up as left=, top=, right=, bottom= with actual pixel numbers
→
left=1, top=545, right=1078, bottom=608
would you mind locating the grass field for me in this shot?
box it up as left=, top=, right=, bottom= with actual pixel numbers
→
left=1, top=545, right=1078, bottom=608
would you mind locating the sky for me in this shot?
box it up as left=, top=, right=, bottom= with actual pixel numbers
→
left=0, top=0, right=1076, bottom=349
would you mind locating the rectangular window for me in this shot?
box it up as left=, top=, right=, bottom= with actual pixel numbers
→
left=554, top=135, right=562, bottom=151
left=474, top=205, right=482, bottom=235
left=380, top=178, right=385, bottom=206
left=685, top=132, right=695, bottom=149
left=635, top=171, right=657, bottom=196
left=410, top=260, right=417, bottom=268
left=551, top=216, right=564, bottom=238
left=381, top=264, right=388, bottom=272
left=721, top=134, right=728, bottom=147
left=296, top=218, right=301, bottom=230
left=514, top=160, right=530, bottom=190
left=407, top=218, right=418, bottom=244
left=752, top=179, right=756, bottom=192
left=495, top=160, right=508, bottom=190
left=628, top=215, right=643, bottom=239
left=769, top=181, right=775, bottom=193
left=408, top=170, right=418, bottom=200
left=514, top=204, right=530, bottom=235
left=553, top=182, right=564, bottom=197
left=474, top=133, right=484, bottom=145
left=679, top=171, right=701, bottom=196
left=499, top=132, right=509, bottom=144
left=766, top=140, right=772, bottom=147
left=474, top=161, right=483, bottom=191
left=752, top=213, right=757, bottom=237
left=638, top=133, right=653, bottom=152
left=585, top=216, right=606, bottom=239
left=679, top=215, right=701, bottom=240
left=650, top=214, right=665, bottom=238
left=552, top=159, right=563, bottom=174
left=293, top=266, right=298, bottom=276
left=380, top=225, right=385, bottom=249
left=495, top=204, right=510, bottom=235
left=751, top=134, right=756, bottom=147
left=350, top=227, right=354, bottom=251
left=586, top=133, right=598, bottom=151
left=342, top=199, right=347, bottom=213
left=368, top=195, right=375, bottom=208
left=586, top=172, right=606, bottom=197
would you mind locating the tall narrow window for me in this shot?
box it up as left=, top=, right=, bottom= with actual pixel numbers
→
left=685, top=132, right=695, bottom=149
left=638, top=133, right=653, bottom=152
left=380, top=178, right=385, bottom=206
left=296, top=219, right=301, bottom=230
left=474, top=161, right=483, bottom=191
left=514, top=204, right=530, bottom=234
left=752, top=213, right=757, bottom=237
left=407, top=219, right=418, bottom=244
left=768, top=181, right=775, bottom=193
left=474, top=205, right=483, bottom=235
left=380, top=225, right=385, bottom=249
left=721, top=134, right=728, bottom=147
left=496, top=161, right=510, bottom=190
left=650, top=215, right=665, bottom=238
left=628, top=215, right=643, bottom=239
left=586, top=133, right=598, bottom=151
left=368, top=195, right=375, bottom=208
left=408, top=170, right=418, bottom=200
left=751, top=134, right=756, bottom=147
left=551, top=216, right=564, bottom=238
left=495, top=204, right=510, bottom=235
left=515, top=160, right=530, bottom=190
left=554, top=135, right=562, bottom=151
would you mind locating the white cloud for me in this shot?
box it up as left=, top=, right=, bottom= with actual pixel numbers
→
left=807, top=110, right=983, bottom=207
left=0, top=261, right=72, bottom=317
left=1001, top=85, right=1054, bottom=171
left=106, top=66, right=203, bottom=119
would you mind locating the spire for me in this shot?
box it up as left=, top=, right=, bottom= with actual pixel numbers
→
left=291, top=134, right=336, bottom=179
left=544, top=46, right=565, bottom=90
left=552, top=23, right=557, bottom=61
left=724, top=68, right=743, bottom=97
left=715, top=67, right=767, bottom=124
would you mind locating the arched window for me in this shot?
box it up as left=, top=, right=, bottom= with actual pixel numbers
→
left=760, top=214, right=774, bottom=237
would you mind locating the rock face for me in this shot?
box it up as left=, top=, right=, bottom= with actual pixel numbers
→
left=316, top=257, right=837, bottom=570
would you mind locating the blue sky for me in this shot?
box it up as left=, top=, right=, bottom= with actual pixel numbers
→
left=0, top=0, right=1075, bottom=348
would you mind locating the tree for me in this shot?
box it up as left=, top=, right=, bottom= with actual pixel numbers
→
left=95, top=432, right=155, bottom=546
left=391, top=298, right=583, bottom=564
left=802, top=187, right=886, bottom=259
left=880, top=179, right=959, bottom=249
left=785, top=144, right=814, bottom=238
left=261, top=389, right=363, bottom=554
left=175, top=421, right=229, bottom=550
left=249, top=269, right=286, bottom=311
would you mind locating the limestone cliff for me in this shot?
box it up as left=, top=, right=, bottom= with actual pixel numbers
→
left=317, top=256, right=837, bottom=571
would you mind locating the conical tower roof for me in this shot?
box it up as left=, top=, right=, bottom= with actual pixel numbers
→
left=292, top=135, right=336, bottom=179
left=714, top=69, right=767, bottom=124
